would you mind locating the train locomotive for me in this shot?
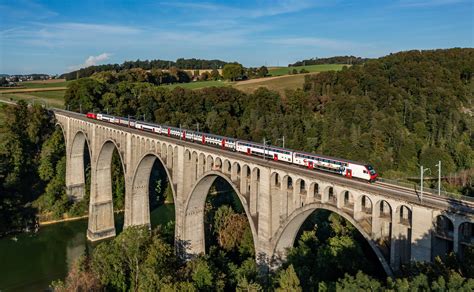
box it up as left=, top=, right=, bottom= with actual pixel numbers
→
left=86, top=112, right=378, bottom=182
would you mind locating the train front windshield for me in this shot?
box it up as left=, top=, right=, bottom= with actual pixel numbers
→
left=367, top=165, right=376, bottom=175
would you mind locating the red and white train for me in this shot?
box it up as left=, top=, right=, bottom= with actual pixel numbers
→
left=86, top=112, right=378, bottom=182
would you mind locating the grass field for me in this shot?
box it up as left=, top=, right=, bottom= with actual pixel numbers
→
left=0, top=79, right=70, bottom=91
left=268, top=64, right=347, bottom=76
left=0, top=90, right=66, bottom=108
left=161, top=80, right=232, bottom=90
left=234, top=74, right=307, bottom=97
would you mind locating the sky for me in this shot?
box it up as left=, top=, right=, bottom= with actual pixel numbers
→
left=0, top=0, right=472, bottom=75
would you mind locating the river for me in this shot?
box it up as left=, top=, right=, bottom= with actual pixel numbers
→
left=0, top=204, right=175, bottom=291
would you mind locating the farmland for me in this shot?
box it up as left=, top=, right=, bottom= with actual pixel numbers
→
left=234, top=74, right=307, bottom=97
left=268, top=64, right=347, bottom=76
left=0, top=90, right=65, bottom=108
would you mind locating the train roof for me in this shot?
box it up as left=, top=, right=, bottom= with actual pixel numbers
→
left=97, top=112, right=371, bottom=167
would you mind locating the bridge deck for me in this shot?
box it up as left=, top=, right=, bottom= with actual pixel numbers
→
left=54, top=109, right=474, bottom=216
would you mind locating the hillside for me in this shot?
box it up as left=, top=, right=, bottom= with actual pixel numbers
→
left=61, top=48, right=473, bottom=196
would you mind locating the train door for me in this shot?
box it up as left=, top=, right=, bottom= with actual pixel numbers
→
left=221, top=139, right=226, bottom=149
left=202, top=135, right=206, bottom=144
left=182, top=131, right=186, bottom=140
left=308, top=161, right=313, bottom=169
left=167, top=128, right=171, bottom=137
left=345, top=169, right=352, bottom=178
left=247, top=148, right=251, bottom=155
left=274, top=154, right=278, bottom=161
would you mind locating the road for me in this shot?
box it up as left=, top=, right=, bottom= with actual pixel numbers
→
left=54, top=108, right=474, bottom=216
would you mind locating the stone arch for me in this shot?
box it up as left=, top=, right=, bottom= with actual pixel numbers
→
left=355, top=195, right=373, bottom=234
left=309, top=182, right=321, bottom=201
left=214, top=157, right=222, bottom=171
left=126, top=153, right=177, bottom=227
left=272, top=203, right=393, bottom=276
left=341, top=190, right=354, bottom=213
left=271, top=172, right=281, bottom=188
left=198, top=153, right=206, bottom=177
left=282, top=175, right=293, bottom=190
left=182, top=171, right=258, bottom=257
left=223, top=159, right=231, bottom=175
left=373, top=200, right=393, bottom=260
left=68, top=130, right=92, bottom=201
left=206, top=155, right=214, bottom=171
left=88, top=139, right=126, bottom=241
left=392, top=205, right=412, bottom=267
left=323, top=185, right=336, bottom=205
left=458, top=222, right=473, bottom=259
left=432, top=215, right=454, bottom=259
left=231, top=162, right=241, bottom=183
left=295, top=179, right=306, bottom=194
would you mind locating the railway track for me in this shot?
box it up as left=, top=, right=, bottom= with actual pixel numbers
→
left=54, top=109, right=474, bottom=216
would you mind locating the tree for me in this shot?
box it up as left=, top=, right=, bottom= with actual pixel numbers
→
left=257, top=66, right=268, bottom=78
left=223, top=63, right=244, bottom=81
left=276, top=265, right=302, bottom=292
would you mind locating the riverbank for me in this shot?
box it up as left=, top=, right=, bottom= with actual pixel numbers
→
left=39, top=209, right=126, bottom=226
left=39, top=214, right=89, bottom=226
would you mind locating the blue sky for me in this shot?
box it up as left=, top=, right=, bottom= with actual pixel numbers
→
left=0, top=0, right=472, bottom=74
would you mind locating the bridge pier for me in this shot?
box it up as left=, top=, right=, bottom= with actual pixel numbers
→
left=87, top=200, right=116, bottom=241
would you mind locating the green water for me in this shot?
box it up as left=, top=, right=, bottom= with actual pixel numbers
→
left=0, top=204, right=175, bottom=291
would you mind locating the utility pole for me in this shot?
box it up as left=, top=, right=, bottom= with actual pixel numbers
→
left=420, top=165, right=431, bottom=201
left=282, top=136, right=285, bottom=148
left=196, top=122, right=200, bottom=132
left=420, top=165, right=424, bottom=201
left=79, top=103, right=82, bottom=113
left=263, top=138, right=266, bottom=160
left=436, top=160, right=441, bottom=196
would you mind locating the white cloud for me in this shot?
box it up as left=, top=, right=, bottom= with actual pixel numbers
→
left=397, top=0, right=468, bottom=7
left=68, top=53, right=112, bottom=71
left=160, top=0, right=317, bottom=19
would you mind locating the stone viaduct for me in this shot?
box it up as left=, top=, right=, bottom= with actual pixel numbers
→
left=55, top=110, right=474, bottom=276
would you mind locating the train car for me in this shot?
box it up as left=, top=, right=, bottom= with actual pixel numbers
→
left=96, top=113, right=116, bottom=123
left=236, top=141, right=293, bottom=162
left=86, top=112, right=97, bottom=119
left=293, top=151, right=377, bottom=182
left=135, top=121, right=160, bottom=133
left=84, top=111, right=378, bottom=182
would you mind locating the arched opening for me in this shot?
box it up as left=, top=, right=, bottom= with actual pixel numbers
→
left=231, top=162, right=240, bottom=183
left=127, top=153, right=176, bottom=242
left=87, top=140, right=125, bottom=241
left=393, top=205, right=412, bottom=268
left=273, top=205, right=390, bottom=290
left=325, top=186, right=336, bottom=206
left=342, top=190, right=354, bottom=214
left=357, top=195, right=373, bottom=234
left=206, top=155, right=214, bottom=171
left=223, top=160, right=231, bottom=175
left=309, top=182, right=321, bottom=201
left=68, top=131, right=92, bottom=202
left=271, top=172, right=281, bottom=188
left=183, top=172, right=257, bottom=267
left=432, top=215, right=454, bottom=260
left=373, top=200, right=392, bottom=261
left=458, top=222, right=473, bottom=260
left=214, top=157, right=222, bottom=171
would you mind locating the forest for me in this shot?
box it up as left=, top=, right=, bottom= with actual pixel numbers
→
left=0, top=48, right=473, bottom=290
left=60, top=58, right=228, bottom=80
left=289, top=55, right=369, bottom=66
left=64, top=48, right=473, bottom=195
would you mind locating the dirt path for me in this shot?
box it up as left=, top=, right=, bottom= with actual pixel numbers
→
left=234, top=72, right=316, bottom=86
